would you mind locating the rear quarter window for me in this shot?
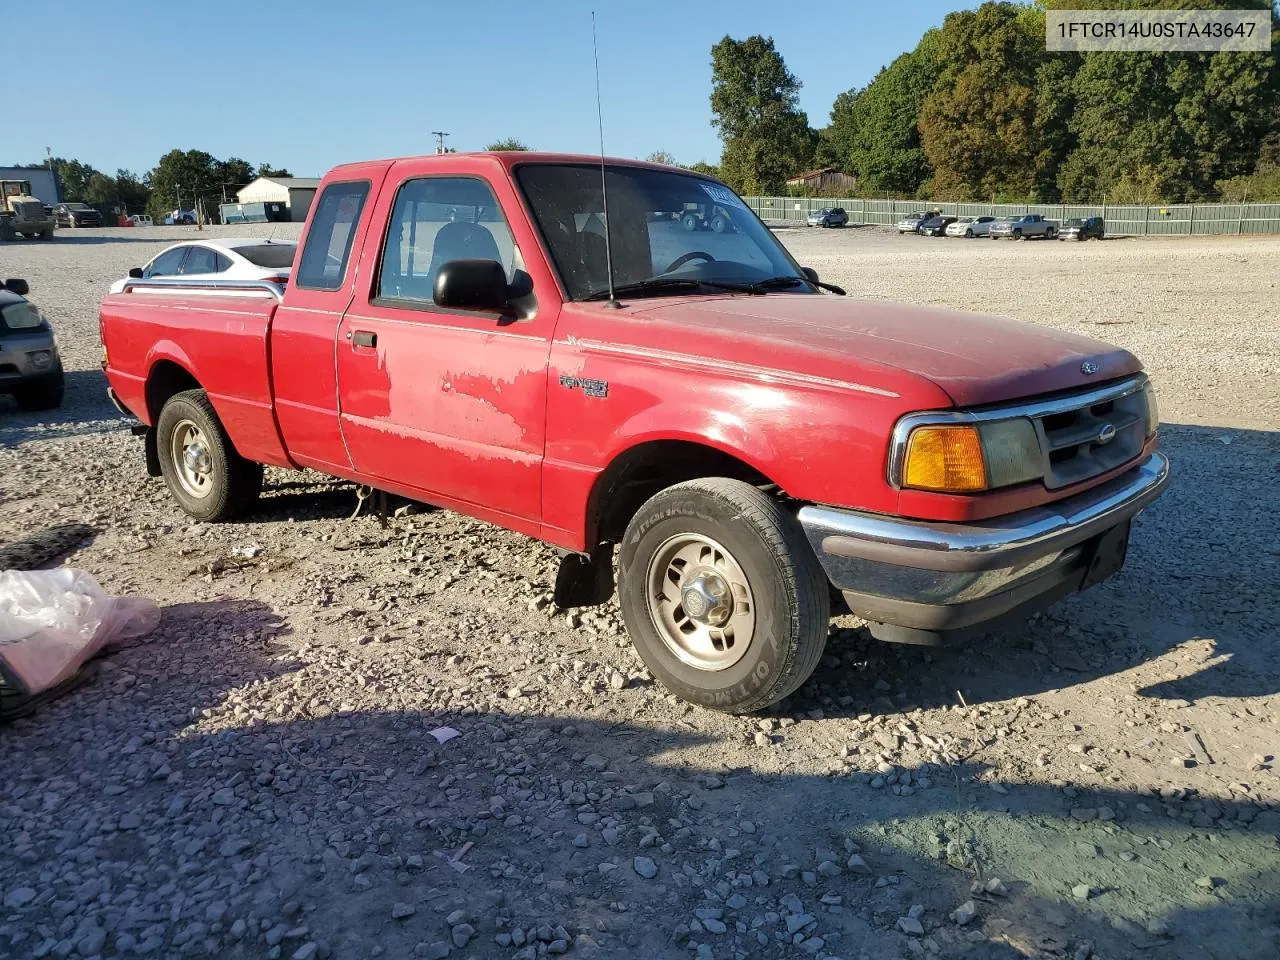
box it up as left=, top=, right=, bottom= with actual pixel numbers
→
left=297, top=182, right=371, bottom=290
left=233, top=244, right=297, bottom=269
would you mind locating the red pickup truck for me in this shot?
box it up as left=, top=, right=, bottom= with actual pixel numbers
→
left=100, top=153, right=1168, bottom=713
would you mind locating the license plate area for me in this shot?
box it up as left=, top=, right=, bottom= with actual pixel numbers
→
left=1081, top=520, right=1130, bottom=589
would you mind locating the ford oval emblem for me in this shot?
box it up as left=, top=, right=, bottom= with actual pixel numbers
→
left=1081, top=360, right=1099, bottom=375
left=1095, top=423, right=1117, bottom=445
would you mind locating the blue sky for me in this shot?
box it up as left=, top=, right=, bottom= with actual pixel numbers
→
left=15, top=0, right=961, bottom=178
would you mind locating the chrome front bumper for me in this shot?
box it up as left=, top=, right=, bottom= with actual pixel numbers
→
left=798, top=452, right=1170, bottom=641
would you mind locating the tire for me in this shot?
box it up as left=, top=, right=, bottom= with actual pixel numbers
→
left=1013, top=230, right=1023, bottom=240
left=965, top=229, right=973, bottom=238
left=617, top=478, right=829, bottom=714
left=156, top=389, right=263, bottom=521
left=40, top=229, right=53, bottom=240
left=14, top=367, right=64, bottom=411
left=711, top=216, right=727, bottom=234
left=1045, top=228, right=1056, bottom=240
left=682, top=214, right=698, bottom=231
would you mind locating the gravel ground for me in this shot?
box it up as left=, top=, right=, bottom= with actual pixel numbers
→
left=1, top=226, right=1277, bottom=960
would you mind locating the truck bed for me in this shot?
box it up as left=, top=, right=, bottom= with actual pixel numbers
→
left=100, top=282, right=294, bottom=469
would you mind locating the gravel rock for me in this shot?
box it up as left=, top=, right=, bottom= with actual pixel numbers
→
left=633, top=856, right=658, bottom=879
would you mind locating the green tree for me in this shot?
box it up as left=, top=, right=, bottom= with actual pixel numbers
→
left=256, top=163, right=293, bottom=178
left=485, top=138, right=529, bottom=151
left=684, top=161, right=721, bottom=178
left=46, top=157, right=102, bottom=202
left=1050, top=0, right=1278, bottom=202
left=217, top=157, right=256, bottom=190
left=814, top=88, right=859, bottom=172
left=645, top=150, right=677, bottom=165
left=709, top=35, right=816, bottom=193
left=115, top=169, right=150, bottom=215
left=838, top=31, right=941, bottom=194
left=146, top=149, right=221, bottom=220
left=918, top=3, right=1048, bottom=201
left=83, top=172, right=120, bottom=210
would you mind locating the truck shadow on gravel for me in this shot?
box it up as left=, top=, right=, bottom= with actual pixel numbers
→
left=778, top=421, right=1280, bottom=720
left=3, top=629, right=1276, bottom=960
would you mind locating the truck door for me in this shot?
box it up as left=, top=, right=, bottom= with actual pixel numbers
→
left=270, top=173, right=386, bottom=471
left=334, top=165, right=553, bottom=527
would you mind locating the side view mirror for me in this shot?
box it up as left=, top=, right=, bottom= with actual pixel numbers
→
left=434, top=259, right=509, bottom=312
left=128, top=267, right=144, bottom=279
left=3, top=278, right=29, bottom=296
left=800, top=267, right=819, bottom=285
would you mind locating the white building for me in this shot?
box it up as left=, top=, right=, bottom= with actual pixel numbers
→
left=236, top=177, right=321, bottom=222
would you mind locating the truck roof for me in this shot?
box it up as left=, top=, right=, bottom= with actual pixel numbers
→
left=323, top=152, right=703, bottom=181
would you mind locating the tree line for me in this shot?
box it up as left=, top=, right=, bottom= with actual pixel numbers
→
left=697, top=0, right=1279, bottom=202
left=12, top=151, right=292, bottom=222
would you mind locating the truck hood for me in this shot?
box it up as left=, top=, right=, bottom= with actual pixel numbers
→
left=622, top=294, right=1141, bottom=407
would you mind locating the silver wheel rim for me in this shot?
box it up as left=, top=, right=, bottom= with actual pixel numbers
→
left=645, top=532, right=755, bottom=672
left=170, top=418, right=214, bottom=499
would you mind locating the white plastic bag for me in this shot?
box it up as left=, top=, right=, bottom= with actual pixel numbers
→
left=0, top=568, right=160, bottom=695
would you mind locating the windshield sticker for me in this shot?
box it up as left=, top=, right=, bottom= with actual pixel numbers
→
left=698, top=183, right=747, bottom=210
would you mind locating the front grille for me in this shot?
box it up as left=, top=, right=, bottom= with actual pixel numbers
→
left=1033, top=381, right=1148, bottom=489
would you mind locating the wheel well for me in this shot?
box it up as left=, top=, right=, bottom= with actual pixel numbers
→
left=146, top=360, right=201, bottom=421
left=588, top=440, right=776, bottom=546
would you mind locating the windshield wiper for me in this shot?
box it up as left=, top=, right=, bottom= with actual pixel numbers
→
left=581, top=273, right=845, bottom=301
left=581, top=277, right=760, bottom=301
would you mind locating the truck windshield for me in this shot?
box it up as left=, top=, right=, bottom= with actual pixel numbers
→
left=515, top=164, right=808, bottom=301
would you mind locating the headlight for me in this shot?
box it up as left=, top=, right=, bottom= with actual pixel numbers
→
left=1142, top=382, right=1159, bottom=438
left=900, top=418, right=1043, bottom=493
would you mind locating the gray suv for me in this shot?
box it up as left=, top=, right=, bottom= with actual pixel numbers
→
left=0, top=279, right=64, bottom=411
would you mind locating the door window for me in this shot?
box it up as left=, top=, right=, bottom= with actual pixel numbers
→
left=296, top=181, right=370, bottom=290
left=145, top=247, right=189, bottom=277
left=180, top=245, right=221, bottom=275
left=377, top=177, right=517, bottom=304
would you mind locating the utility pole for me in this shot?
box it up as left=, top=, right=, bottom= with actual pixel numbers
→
left=45, top=147, right=56, bottom=202
left=431, top=131, right=450, bottom=155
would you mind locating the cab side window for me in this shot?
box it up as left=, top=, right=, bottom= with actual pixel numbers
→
left=297, top=181, right=370, bottom=291
left=377, top=177, right=517, bottom=304
left=145, top=247, right=188, bottom=277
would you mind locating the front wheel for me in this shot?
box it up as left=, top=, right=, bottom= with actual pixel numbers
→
left=617, top=478, right=829, bottom=714
left=156, top=389, right=262, bottom=521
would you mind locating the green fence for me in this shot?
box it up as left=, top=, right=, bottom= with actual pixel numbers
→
left=742, top=197, right=1280, bottom=236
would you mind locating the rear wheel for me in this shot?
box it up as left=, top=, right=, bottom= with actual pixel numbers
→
left=682, top=214, right=699, bottom=231
left=1013, top=229, right=1023, bottom=240
left=156, top=389, right=262, bottom=521
left=617, top=478, right=829, bottom=714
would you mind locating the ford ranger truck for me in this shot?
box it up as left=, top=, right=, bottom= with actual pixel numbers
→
left=99, top=153, right=1169, bottom=714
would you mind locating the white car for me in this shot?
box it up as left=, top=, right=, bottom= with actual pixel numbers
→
left=129, top=214, right=154, bottom=226
left=110, top=238, right=297, bottom=294
left=944, top=216, right=997, bottom=238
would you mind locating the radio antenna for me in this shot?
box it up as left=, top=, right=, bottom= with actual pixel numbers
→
left=592, top=11, right=620, bottom=308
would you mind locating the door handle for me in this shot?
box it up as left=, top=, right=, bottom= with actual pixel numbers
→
left=351, top=330, right=377, bottom=348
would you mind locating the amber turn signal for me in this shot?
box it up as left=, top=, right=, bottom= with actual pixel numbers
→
left=903, top=425, right=988, bottom=492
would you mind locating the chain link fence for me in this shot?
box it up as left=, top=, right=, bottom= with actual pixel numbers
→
left=742, top=196, right=1280, bottom=236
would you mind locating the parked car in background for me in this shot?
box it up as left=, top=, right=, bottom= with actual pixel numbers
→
left=129, top=214, right=154, bottom=226
left=896, top=211, right=933, bottom=233
left=108, top=238, right=297, bottom=294
left=919, top=214, right=958, bottom=237
left=0, top=278, right=63, bottom=411
left=988, top=214, right=1057, bottom=240
left=166, top=209, right=196, bottom=225
left=1060, top=216, right=1105, bottom=241
left=807, top=207, right=849, bottom=228
left=54, top=202, right=103, bottom=228
left=945, top=216, right=997, bottom=238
